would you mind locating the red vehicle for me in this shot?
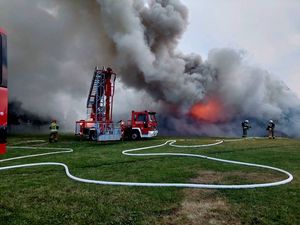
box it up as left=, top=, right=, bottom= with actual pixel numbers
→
left=75, top=67, right=158, bottom=141
left=122, top=111, right=158, bottom=140
left=0, top=28, right=8, bottom=154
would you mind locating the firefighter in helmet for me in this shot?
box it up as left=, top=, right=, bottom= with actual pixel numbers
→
left=105, top=67, right=113, bottom=79
left=241, top=120, right=251, bottom=137
left=118, top=120, right=126, bottom=140
left=49, top=119, right=59, bottom=143
left=266, top=120, right=275, bottom=139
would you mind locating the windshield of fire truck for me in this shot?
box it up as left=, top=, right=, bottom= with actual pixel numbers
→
left=148, top=113, right=156, bottom=122
left=0, top=34, right=7, bottom=88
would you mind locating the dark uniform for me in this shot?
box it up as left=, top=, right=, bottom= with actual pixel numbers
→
left=266, top=120, right=275, bottom=139
left=241, top=120, right=251, bottom=137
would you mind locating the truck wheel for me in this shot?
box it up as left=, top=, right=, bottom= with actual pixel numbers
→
left=89, top=131, right=97, bottom=141
left=131, top=131, right=140, bottom=140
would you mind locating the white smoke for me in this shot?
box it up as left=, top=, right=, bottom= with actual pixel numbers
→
left=1, top=0, right=300, bottom=136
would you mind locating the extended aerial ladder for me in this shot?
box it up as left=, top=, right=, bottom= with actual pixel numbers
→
left=75, top=67, right=121, bottom=141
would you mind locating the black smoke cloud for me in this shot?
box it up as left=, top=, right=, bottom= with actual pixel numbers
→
left=1, top=0, right=300, bottom=137
left=8, top=100, right=50, bottom=126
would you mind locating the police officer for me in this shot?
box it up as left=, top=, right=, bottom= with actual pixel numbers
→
left=49, top=120, right=59, bottom=143
left=266, top=120, right=275, bottom=139
left=241, top=120, right=251, bottom=137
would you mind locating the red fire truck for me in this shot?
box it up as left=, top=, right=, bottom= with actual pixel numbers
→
left=75, top=67, right=158, bottom=141
left=0, top=28, right=8, bottom=154
left=121, top=111, right=158, bottom=140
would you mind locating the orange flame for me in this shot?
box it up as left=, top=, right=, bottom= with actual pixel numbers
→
left=189, top=99, right=223, bottom=123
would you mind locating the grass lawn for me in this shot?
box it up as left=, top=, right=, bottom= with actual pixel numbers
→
left=0, top=134, right=299, bottom=225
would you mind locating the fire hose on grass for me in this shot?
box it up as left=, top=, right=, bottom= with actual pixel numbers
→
left=0, top=139, right=293, bottom=189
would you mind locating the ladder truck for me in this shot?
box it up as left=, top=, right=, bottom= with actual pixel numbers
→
left=75, top=67, right=158, bottom=141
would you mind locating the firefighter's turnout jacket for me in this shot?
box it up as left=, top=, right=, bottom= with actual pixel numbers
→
left=49, top=122, right=59, bottom=133
left=266, top=122, right=275, bottom=131
left=241, top=121, right=251, bottom=130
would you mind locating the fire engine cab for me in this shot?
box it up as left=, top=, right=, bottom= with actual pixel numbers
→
left=122, top=111, right=158, bottom=140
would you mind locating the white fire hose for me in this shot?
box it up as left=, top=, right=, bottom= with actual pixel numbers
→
left=0, top=139, right=293, bottom=189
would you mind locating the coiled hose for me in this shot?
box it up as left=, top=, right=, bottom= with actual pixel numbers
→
left=0, top=139, right=293, bottom=189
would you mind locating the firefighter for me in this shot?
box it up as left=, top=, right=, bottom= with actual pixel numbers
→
left=119, top=120, right=126, bottom=140
left=49, top=120, right=59, bottom=143
left=241, top=120, right=251, bottom=137
left=266, top=120, right=275, bottom=139
left=105, top=67, right=113, bottom=79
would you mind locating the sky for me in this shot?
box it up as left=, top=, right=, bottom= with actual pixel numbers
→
left=179, top=0, right=300, bottom=97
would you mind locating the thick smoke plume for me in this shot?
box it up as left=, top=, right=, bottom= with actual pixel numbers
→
left=1, top=0, right=300, bottom=137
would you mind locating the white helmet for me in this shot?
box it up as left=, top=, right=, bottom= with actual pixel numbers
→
left=245, top=120, right=249, bottom=123
left=269, top=120, right=273, bottom=123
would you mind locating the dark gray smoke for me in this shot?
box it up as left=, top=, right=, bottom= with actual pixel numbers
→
left=97, top=0, right=300, bottom=137
left=0, top=0, right=114, bottom=130
left=7, top=100, right=50, bottom=134
left=1, top=0, right=300, bottom=137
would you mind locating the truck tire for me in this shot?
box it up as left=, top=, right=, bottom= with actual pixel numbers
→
left=131, top=130, right=140, bottom=140
left=89, top=130, right=97, bottom=141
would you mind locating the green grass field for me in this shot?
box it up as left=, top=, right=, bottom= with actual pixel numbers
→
left=0, top=135, right=299, bottom=225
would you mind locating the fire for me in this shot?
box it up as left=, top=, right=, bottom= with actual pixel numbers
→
left=189, top=99, right=223, bottom=123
